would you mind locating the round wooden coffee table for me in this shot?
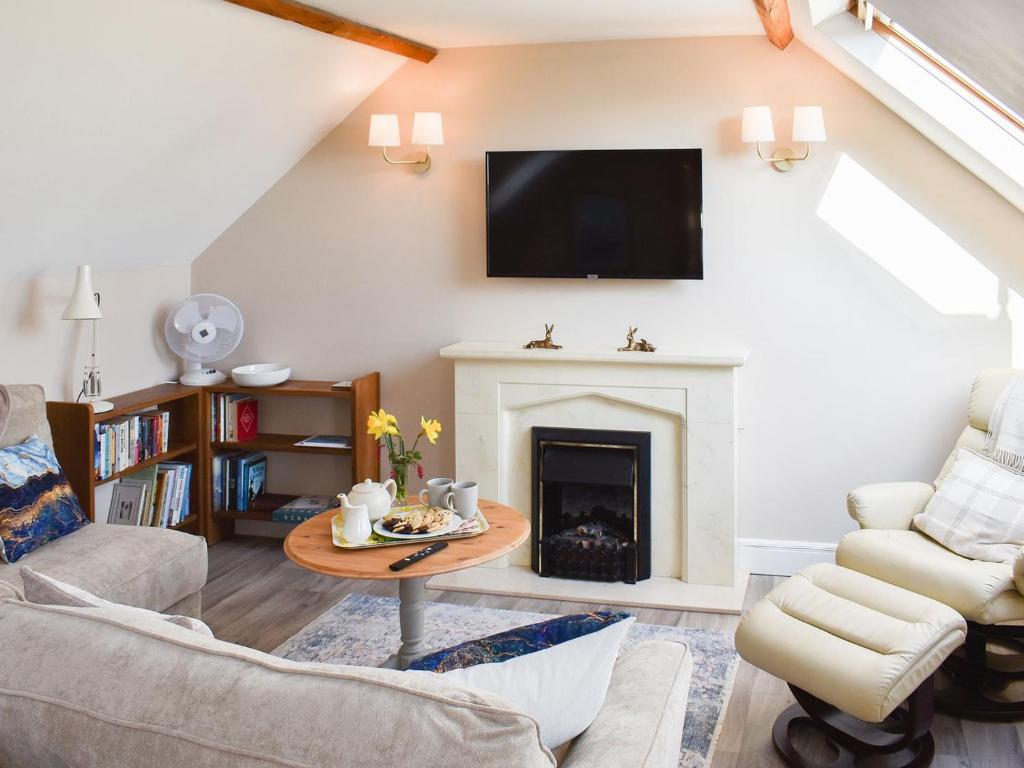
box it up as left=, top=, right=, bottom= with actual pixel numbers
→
left=284, top=499, right=529, bottom=669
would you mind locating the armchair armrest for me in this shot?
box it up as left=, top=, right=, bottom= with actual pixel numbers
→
left=847, top=482, right=935, bottom=531
left=559, top=641, right=692, bottom=768
left=1014, top=548, right=1024, bottom=596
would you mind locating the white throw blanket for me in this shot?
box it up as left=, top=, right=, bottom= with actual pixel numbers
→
left=986, top=373, right=1024, bottom=471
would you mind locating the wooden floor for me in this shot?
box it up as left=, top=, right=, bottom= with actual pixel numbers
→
left=205, top=536, right=1024, bottom=767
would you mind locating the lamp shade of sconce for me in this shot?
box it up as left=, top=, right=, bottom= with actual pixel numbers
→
left=62, top=265, right=102, bottom=320
left=792, top=106, right=827, bottom=142
left=411, top=112, right=444, bottom=146
left=368, top=114, right=401, bottom=147
left=741, top=106, right=775, bottom=143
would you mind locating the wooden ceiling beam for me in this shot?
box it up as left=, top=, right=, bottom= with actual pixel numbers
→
left=222, top=0, right=437, bottom=63
left=753, top=0, right=795, bottom=50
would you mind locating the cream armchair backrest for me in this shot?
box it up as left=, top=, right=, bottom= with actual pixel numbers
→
left=935, top=368, right=1016, bottom=485
left=0, top=385, right=52, bottom=449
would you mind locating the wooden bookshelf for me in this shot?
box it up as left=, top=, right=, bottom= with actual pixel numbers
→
left=202, top=373, right=380, bottom=544
left=47, top=385, right=203, bottom=535
left=46, top=373, right=381, bottom=547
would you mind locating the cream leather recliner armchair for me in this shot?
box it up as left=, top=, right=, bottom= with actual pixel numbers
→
left=836, top=368, right=1024, bottom=718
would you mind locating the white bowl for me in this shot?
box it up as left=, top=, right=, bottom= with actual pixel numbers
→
left=231, top=363, right=291, bottom=388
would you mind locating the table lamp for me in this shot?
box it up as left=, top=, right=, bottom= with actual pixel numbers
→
left=62, top=265, right=113, bottom=413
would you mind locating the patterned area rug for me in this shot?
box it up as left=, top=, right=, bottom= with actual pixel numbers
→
left=273, top=594, right=738, bottom=768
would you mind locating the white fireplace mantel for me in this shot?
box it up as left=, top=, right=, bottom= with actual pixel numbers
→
left=440, top=341, right=748, bottom=368
left=434, top=340, right=749, bottom=612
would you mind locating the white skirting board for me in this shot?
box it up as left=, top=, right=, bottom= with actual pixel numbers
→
left=427, top=566, right=751, bottom=614
left=737, top=538, right=837, bottom=576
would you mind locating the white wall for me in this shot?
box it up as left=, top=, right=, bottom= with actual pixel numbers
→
left=1, top=265, right=188, bottom=401
left=193, top=36, right=1024, bottom=550
left=0, top=0, right=403, bottom=276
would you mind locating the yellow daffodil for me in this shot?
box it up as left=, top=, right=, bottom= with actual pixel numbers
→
left=420, top=416, right=442, bottom=445
left=367, top=409, right=399, bottom=440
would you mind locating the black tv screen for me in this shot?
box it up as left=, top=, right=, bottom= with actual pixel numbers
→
left=486, top=149, right=703, bottom=279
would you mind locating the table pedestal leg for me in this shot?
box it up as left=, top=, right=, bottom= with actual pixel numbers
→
left=381, top=576, right=428, bottom=670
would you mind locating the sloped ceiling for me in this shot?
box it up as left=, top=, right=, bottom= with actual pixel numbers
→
left=315, top=0, right=764, bottom=48
left=0, top=0, right=405, bottom=277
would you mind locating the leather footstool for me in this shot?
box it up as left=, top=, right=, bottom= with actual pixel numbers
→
left=735, top=563, right=967, bottom=768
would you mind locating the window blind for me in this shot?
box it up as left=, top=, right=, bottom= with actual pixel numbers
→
left=871, top=0, right=1024, bottom=119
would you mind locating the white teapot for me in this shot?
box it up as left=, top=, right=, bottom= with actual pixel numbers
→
left=338, top=478, right=397, bottom=523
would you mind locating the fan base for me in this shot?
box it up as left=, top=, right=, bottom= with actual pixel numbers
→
left=180, top=369, right=228, bottom=386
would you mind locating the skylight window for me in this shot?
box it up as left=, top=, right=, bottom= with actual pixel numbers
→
left=855, top=0, right=1024, bottom=141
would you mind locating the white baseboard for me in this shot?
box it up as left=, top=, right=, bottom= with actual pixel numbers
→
left=737, top=538, right=837, bottom=576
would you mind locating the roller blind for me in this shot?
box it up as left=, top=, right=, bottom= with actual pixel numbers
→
left=872, top=0, right=1024, bottom=119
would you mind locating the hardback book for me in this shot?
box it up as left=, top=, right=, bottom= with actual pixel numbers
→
left=107, top=482, right=146, bottom=525
left=271, top=495, right=335, bottom=523
left=236, top=453, right=267, bottom=512
left=236, top=398, right=258, bottom=442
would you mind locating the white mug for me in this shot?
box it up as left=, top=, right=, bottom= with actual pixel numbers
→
left=418, top=477, right=454, bottom=508
left=443, top=480, right=478, bottom=521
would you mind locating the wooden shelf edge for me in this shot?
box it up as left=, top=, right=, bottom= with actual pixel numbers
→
left=211, top=433, right=352, bottom=455
left=94, top=443, right=198, bottom=486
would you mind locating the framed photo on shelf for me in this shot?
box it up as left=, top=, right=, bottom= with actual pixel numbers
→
left=107, top=482, right=146, bottom=525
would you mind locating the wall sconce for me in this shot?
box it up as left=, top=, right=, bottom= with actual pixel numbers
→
left=368, top=112, right=444, bottom=173
left=741, top=106, right=826, bottom=172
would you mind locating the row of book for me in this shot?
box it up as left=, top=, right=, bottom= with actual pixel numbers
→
left=107, top=462, right=192, bottom=528
left=211, top=394, right=258, bottom=443
left=212, top=451, right=267, bottom=512
left=94, top=411, right=170, bottom=480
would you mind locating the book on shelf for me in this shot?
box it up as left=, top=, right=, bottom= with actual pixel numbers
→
left=211, top=394, right=258, bottom=443
left=293, top=434, right=351, bottom=449
left=93, top=410, right=170, bottom=480
left=106, top=462, right=190, bottom=528
left=271, top=495, right=338, bottom=524
left=212, top=451, right=267, bottom=512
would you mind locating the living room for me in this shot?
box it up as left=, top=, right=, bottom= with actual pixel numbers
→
left=3, top=1, right=1024, bottom=766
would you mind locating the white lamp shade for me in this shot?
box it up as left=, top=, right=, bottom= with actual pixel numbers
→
left=411, top=112, right=444, bottom=146
left=741, top=106, right=775, bottom=143
left=792, top=106, right=826, bottom=142
left=368, top=114, right=401, bottom=147
left=62, top=265, right=102, bottom=320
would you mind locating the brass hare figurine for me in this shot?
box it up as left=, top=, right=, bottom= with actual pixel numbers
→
left=524, top=323, right=562, bottom=350
left=618, top=326, right=656, bottom=352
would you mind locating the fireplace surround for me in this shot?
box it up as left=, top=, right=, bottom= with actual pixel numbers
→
left=532, top=426, right=651, bottom=583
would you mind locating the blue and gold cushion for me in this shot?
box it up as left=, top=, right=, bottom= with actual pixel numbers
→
left=409, top=611, right=632, bottom=672
left=0, top=437, right=89, bottom=563
left=406, top=611, right=635, bottom=748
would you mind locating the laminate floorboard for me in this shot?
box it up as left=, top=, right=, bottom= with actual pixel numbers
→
left=204, top=537, right=1024, bottom=766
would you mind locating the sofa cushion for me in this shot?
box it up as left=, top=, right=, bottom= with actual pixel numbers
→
left=836, top=528, right=1024, bottom=624
left=20, top=566, right=212, bottom=636
left=0, top=385, right=52, bottom=448
left=408, top=611, right=635, bottom=749
left=0, top=523, right=206, bottom=613
left=0, top=436, right=89, bottom=563
left=0, top=599, right=554, bottom=768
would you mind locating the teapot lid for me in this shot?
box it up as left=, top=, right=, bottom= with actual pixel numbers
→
left=352, top=478, right=382, bottom=492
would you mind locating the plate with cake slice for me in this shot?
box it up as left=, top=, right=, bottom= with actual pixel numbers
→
left=373, top=505, right=461, bottom=539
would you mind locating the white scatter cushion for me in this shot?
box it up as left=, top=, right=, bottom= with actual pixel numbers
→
left=406, top=611, right=635, bottom=749
left=19, top=566, right=213, bottom=636
left=914, top=448, right=1024, bottom=563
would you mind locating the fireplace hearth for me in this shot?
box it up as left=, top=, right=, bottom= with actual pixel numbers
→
left=532, top=427, right=651, bottom=583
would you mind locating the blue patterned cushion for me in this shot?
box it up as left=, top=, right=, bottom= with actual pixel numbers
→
left=0, top=437, right=89, bottom=563
left=409, top=610, right=632, bottom=672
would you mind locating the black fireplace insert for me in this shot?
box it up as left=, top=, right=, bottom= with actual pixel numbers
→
left=531, top=426, right=651, bottom=583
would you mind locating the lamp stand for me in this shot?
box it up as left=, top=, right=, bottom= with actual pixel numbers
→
left=81, top=317, right=113, bottom=414
left=755, top=142, right=812, bottom=172
left=381, top=146, right=432, bottom=173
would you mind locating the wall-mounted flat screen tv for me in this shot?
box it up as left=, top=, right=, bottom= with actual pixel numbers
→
left=486, top=149, right=702, bottom=279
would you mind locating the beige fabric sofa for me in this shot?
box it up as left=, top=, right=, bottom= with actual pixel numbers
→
left=0, top=597, right=692, bottom=768
left=0, top=385, right=207, bottom=616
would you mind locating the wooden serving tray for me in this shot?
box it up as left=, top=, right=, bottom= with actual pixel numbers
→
left=331, top=508, right=489, bottom=549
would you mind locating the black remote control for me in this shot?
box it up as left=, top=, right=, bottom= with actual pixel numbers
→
left=389, top=541, right=449, bottom=571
